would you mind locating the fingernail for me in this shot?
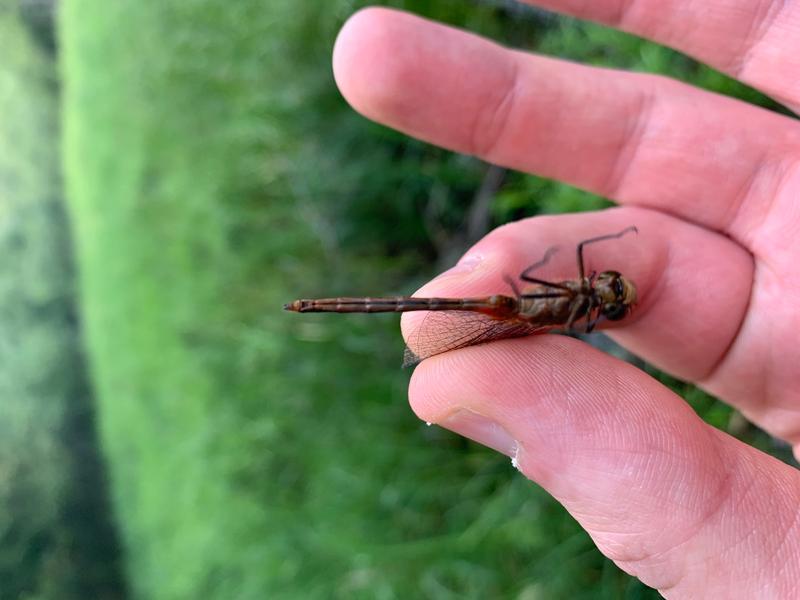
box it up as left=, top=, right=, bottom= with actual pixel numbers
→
left=455, top=253, right=484, bottom=270
left=439, top=409, right=518, bottom=457
left=434, top=254, right=483, bottom=280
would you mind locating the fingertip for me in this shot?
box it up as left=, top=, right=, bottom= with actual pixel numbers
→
left=332, top=6, right=517, bottom=148
left=407, top=336, right=569, bottom=430
left=332, top=7, right=421, bottom=123
left=407, top=349, right=470, bottom=422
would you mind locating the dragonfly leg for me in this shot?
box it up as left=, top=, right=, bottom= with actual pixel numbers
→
left=585, top=314, right=604, bottom=334
left=520, top=246, right=570, bottom=290
left=584, top=299, right=602, bottom=333
left=576, top=226, right=638, bottom=279
left=521, top=292, right=572, bottom=299
left=565, top=295, right=591, bottom=332
left=523, top=245, right=558, bottom=274
left=503, top=274, right=522, bottom=298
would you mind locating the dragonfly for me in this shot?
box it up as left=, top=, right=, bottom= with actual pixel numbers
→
left=285, top=226, right=638, bottom=367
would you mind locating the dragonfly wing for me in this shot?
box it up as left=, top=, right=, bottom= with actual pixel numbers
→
left=402, top=311, right=548, bottom=368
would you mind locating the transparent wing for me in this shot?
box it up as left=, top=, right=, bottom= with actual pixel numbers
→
left=402, top=311, right=549, bottom=368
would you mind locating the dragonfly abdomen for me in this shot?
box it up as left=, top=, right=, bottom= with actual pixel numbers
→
left=284, top=295, right=518, bottom=314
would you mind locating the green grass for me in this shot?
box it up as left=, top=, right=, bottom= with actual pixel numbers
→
left=0, top=5, right=124, bottom=597
left=0, top=16, right=67, bottom=593
left=59, top=2, right=790, bottom=598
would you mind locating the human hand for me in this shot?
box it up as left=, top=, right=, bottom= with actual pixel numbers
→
left=332, top=3, right=800, bottom=597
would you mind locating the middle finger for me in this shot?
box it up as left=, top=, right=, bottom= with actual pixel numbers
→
left=402, top=206, right=754, bottom=390
left=334, top=9, right=800, bottom=245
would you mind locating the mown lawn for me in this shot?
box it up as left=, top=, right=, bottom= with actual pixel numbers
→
left=62, top=1, right=789, bottom=598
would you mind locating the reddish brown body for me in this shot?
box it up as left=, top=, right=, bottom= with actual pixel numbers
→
left=284, top=227, right=638, bottom=366
left=284, top=276, right=635, bottom=328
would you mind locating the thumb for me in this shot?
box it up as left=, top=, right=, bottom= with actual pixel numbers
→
left=409, top=336, right=800, bottom=597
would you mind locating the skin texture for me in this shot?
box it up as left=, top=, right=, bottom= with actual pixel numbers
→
left=332, top=3, right=800, bottom=598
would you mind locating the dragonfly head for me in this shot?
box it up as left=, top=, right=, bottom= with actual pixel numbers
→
left=594, top=271, right=637, bottom=321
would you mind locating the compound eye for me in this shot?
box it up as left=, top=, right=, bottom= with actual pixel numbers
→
left=612, top=277, right=624, bottom=298
left=603, top=303, right=627, bottom=321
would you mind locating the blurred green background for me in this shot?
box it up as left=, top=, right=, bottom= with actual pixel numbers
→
left=1, top=1, right=794, bottom=598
